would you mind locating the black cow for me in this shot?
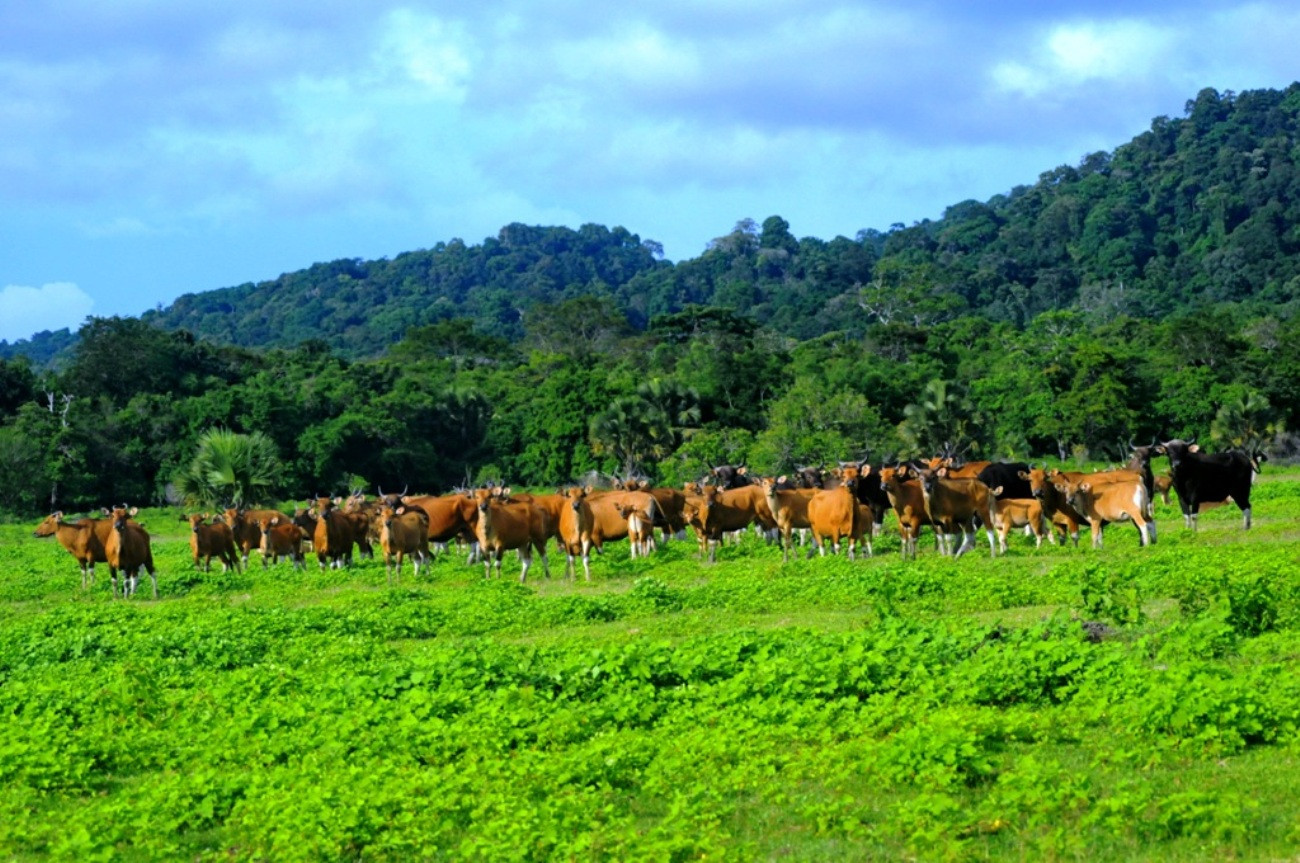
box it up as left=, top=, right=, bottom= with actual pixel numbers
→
left=1156, top=439, right=1256, bottom=530
left=709, top=464, right=754, bottom=489
left=792, top=465, right=827, bottom=489
left=976, top=462, right=1032, bottom=500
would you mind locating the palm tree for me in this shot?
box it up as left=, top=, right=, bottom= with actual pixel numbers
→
left=1211, top=392, right=1280, bottom=452
left=898, top=379, right=978, bottom=458
left=175, top=428, right=282, bottom=509
left=589, top=396, right=672, bottom=477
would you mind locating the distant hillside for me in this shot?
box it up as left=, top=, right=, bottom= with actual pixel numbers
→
left=5, top=83, right=1300, bottom=364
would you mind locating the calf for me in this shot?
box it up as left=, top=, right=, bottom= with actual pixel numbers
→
left=688, top=485, right=770, bottom=563
left=34, top=513, right=111, bottom=588
left=378, top=505, right=431, bottom=582
left=103, top=505, right=158, bottom=599
left=586, top=490, right=659, bottom=555
left=1057, top=478, right=1153, bottom=548
left=987, top=489, right=1049, bottom=553
left=184, top=513, right=240, bottom=572
left=258, top=516, right=307, bottom=569
left=613, top=501, right=657, bottom=559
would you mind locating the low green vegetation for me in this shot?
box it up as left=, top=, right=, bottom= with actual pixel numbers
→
left=3, top=476, right=1299, bottom=860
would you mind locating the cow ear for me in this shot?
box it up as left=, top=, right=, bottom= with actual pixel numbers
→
left=1188, top=444, right=1201, bottom=453
left=776, top=475, right=787, bottom=484
left=1017, top=471, right=1029, bottom=480
left=937, top=467, right=948, bottom=478
left=1079, top=482, right=1091, bottom=492
left=271, top=517, right=280, bottom=525
left=992, top=486, right=1003, bottom=496
left=129, top=507, right=139, bottom=516
left=396, top=506, right=406, bottom=515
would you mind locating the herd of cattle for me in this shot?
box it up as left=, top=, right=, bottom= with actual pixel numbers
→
left=31, top=438, right=1261, bottom=598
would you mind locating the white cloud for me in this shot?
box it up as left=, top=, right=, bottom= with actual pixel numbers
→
left=0, top=282, right=95, bottom=342
left=991, top=18, right=1178, bottom=97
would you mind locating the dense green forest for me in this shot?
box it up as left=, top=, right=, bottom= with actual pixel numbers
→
left=1, top=84, right=1299, bottom=514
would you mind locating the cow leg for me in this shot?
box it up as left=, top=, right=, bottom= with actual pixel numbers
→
left=846, top=537, right=856, bottom=562
left=519, top=548, right=532, bottom=583
left=1242, top=506, right=1252, bottom=530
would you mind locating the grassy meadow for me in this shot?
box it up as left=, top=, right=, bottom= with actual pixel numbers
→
left=2, top=474, right=1300, bottom=861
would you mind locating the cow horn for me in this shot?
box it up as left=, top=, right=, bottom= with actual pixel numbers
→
left=378, top=484, right=385, bottom=497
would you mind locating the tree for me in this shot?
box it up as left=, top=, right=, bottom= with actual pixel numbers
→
left=589, top=396, right=672, bottom=477
left=898, top=379, right=980, bottom=458
left=1211, top=392, right=1281, bottom=452
left=175, top=428, right=283, bottom=509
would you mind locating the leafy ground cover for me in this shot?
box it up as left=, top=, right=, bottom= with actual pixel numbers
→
left=2, top=477, right=1299, bottom=860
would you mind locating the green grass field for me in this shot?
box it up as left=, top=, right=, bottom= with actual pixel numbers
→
left=2, top=476, right=1299, bottom=861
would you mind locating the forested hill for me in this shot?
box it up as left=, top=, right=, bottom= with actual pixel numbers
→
left=4, top=83, right=1300, bottom=365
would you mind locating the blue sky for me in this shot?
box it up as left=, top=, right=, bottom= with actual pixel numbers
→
left=2, top=1, right=1298, bottom=342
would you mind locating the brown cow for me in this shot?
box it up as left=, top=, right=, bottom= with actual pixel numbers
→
left=401, top=493, right=480, bottom=560
left=34, top=512, right=113, bottom=588
left=613, top=501, right=657, bottom=558
left=807, top=481, right=863, bottom=560
left=586, top=490, right=658, bottom=556
left=688, top=484, right=772, bottom=563
left=473, top=489, right=550, bottom=582
left=103, top=505, right=158, bottom=599
left=1018, top=467, right=1084, bottom=547
left=1057, top=478, right=1154, bottom=549
left=616, top=479, right=687, bottom=542
left=312, top=497, right=356, bottom=569
left=556, top=486, right=595, bottom=580
left=987, top=488, right=1049, bottom=553
left=184, top=513, right=240, bottom=572
left=915, top=468, right=997, bottom=558
left=223, top=506, right=294, bottom=569
left=879, top=466, right=935, bottom=559
left=378, top=505, right=431, bottom=582
left=258, top=516, right=307, bottom=569
left=759, top=476, right=815, bottom=562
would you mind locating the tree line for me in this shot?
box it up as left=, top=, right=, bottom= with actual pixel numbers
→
left=0, top=298, right=1292, bottom=516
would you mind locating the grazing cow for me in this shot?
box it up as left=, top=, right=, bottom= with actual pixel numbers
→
left=378, top=505, right=431, bottom=582
left=184, top=513, right=240, bottom=572
left=987, top=488, right=1049, bottom=553
left=1018, top=467, right=1084, bottom=547
left=759, top=476, right=816, bottom=562
left=556, top=486, right=595, bottom=580
left=807, top=480, right=864, bottom=559
left=613, top=501, right=657, bottom=558
left=222, top=506, right=294, bottom=569
left=312, top=497, right=357, bottom=569
left=33, top=512, right=111, bottom=588
left=103, top=505, right=158, bottom=599
left=915, top=468, right=997, bottom=558
left=1056, top=478, right=1153, bottom=548
left=258, top=516, right=307, bottom=569
left=1156, top=439, right=1256, bottom=530
left=472, top=489, right=550, bottom=582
